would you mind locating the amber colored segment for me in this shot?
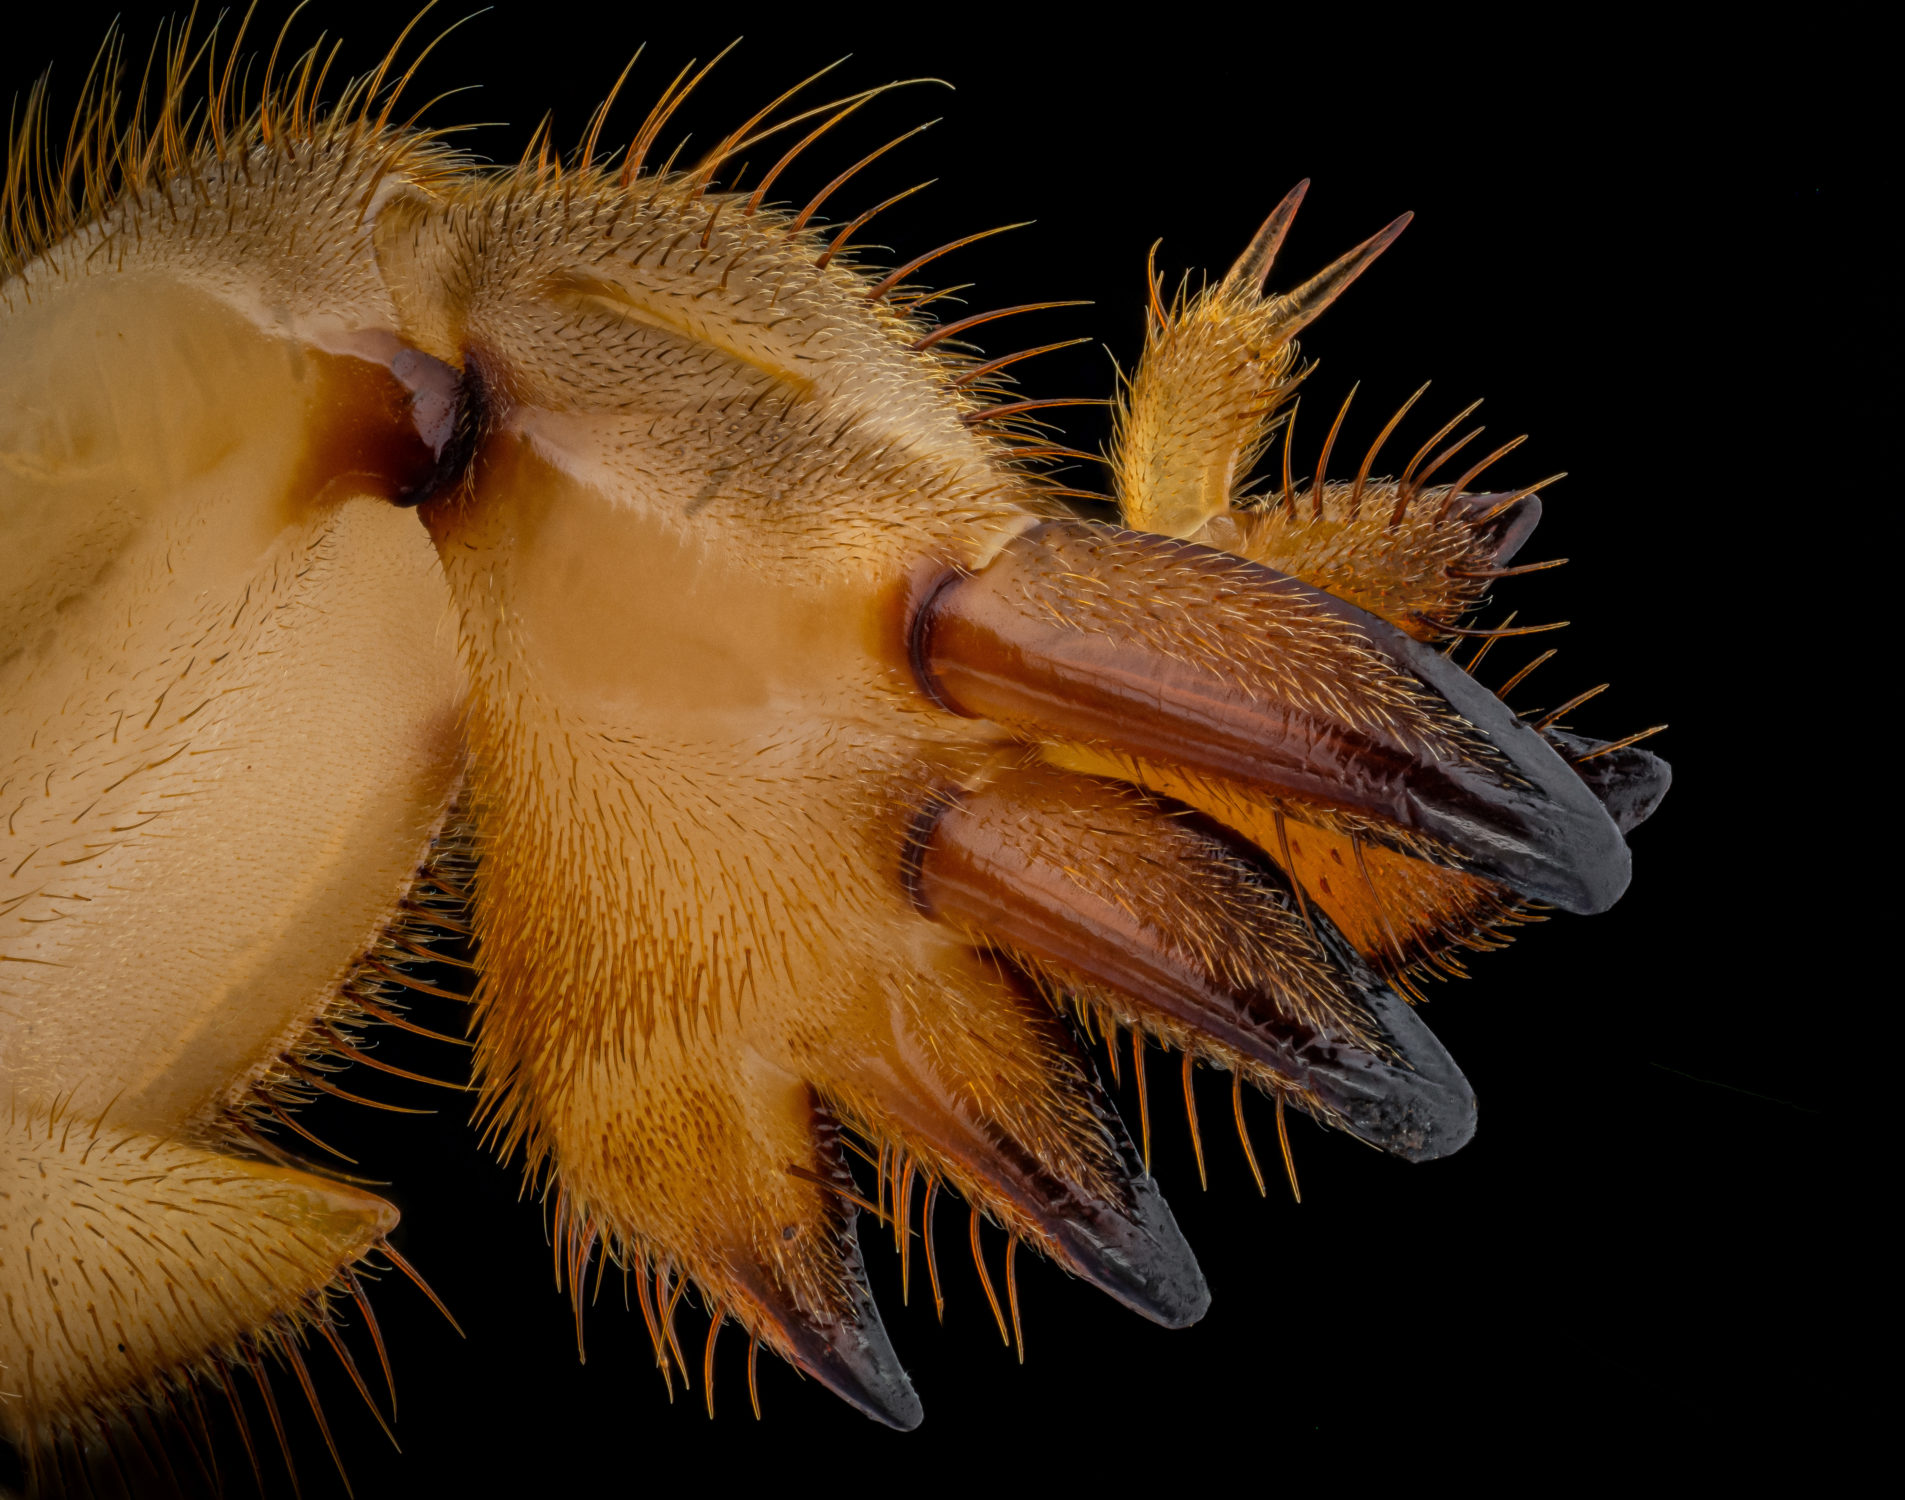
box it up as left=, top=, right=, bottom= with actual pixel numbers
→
left=1044, top=742, right=1515, bottom=971
left=911, top=766, right=1476, bottom=1160
left=1113, top=183, right=1409, bottom=539
left=0, top=273, right=464, bottom=1134
left=917, top=517, right=1630, bottom=914
left=0, top=1109, right=396, bottom=1446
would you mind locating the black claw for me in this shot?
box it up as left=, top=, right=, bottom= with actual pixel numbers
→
left=1300, top=921, right=1477, bottom=1161
left=1050, top=1036, right=1210, bottom=1327
left=735, top=1111, right=923, bottom=1430
left=918, top=765, right=1481, bottom=1167
left=1193, top=883, right=1478, bottom=1163
left=1048, top=1170, right=1211, bottom=1329
left=920, top=519, right=1631, bottom=917
left=1396, top=627, right=1632, bottom=915
left=1454, top=489, right=1544, bottom=566
left=736, top=1235, right=923, bottom=1430
left=842, top=978, right=1212, bottom=1335
left=1545, top=730, right=1672, bottom=835
left=782, top=1286, right=923, bottom=1432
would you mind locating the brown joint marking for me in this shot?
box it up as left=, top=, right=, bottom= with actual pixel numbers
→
left=903, top=564, right=971, bottom=717
left=898, top=786, right=966, bottom=918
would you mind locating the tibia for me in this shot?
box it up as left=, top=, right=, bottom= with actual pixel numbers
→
left=910, top=765, right=1476, bottom=1160
left=916, top=518, right=1630, bottom=913
left=0, top=1109, right=395, bottom=1450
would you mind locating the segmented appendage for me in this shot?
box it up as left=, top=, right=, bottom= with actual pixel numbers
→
left=0, top=13, right=1668, bottom=1490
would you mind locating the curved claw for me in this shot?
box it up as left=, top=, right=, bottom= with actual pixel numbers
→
left=827, top=963, right=1208, bottom=1329
left=723, top=1112, right=924, bottom=1431
left=1219, top=179, right=1310, bottom=299
left=917, top=518, right=1630, bottom=914
left=1050, top=1168, right=1210, bottom=1328
left=1450, top=489, right=1544, bottom=566
left=738, top=1257, right=923, bottom=1431
left=798, top=1306, right=924, bottom=1432
left=1260, top=212, right=1412, bottom=342
left=912, top=767, right=1476, bottom=1160
left=1303, top=925, right=1477, bottom=1161
left=1546, top=729, right=1672, bottom=834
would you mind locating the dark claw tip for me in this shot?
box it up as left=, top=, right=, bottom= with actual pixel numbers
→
left=1332, top=988, right=1478, bottom=1162
left=790, top=1298, right=923, bottom=1431
left=1051, top=1173, right=1212, bottom=1329
left=1296, top=930, right=1479, bottom=1163
left=1452, top=489, right=1544, bottom=566
left=1545, top=730, right=1672, bottom=835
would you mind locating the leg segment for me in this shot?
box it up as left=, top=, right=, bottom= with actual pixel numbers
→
left=909, top=766, right=1475, bottom=1160
left=0, top=1110, right=395, bottom=1456
left=915, top=518, right=1631, bottom=913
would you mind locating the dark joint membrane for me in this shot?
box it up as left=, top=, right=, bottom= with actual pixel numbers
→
left=388, top=347, right=483, bottom=509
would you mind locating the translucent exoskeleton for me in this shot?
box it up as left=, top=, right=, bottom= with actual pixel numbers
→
left=0, top=14, right=1669, bottom=1493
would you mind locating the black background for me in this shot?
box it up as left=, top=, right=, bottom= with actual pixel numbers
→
left=3, top=3, right=1878, bottom=1492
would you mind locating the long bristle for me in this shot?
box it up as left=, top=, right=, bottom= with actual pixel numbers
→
left=1310, top=382, right=1358, bottom=519
left=282, top=1338, right=350, bottom=1497
left=377, top=1241, right=464, bottom=1337
left=241, top=1342, right=299, bottom=1500
left=969, top=1208, right=1009, bottom=1346
left=1005, top=1238, right=1025, bottom=1364
left=1351, top=381, right=1430, bottom=514
left=3, top=6, right=468, bottom=281
left=1182, top=1053, right=1207, bottom=1190
left=1232, top=1074, right=1267, bottom=1196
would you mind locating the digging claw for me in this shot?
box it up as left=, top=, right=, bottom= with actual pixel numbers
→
left=1301, top=927, right=1477, bottom=1161
left=732, top=1175, right=924, bottom=1430
left=784, top=1293, right=923, bottom=1432
left=1048, top=1169, right=1211, bottom=1329
left=918, top=518, right=1631, bottom=914
left=913, top=767, right=1478, bottom=1160
left=1545, top=729, right=1672, bottom=834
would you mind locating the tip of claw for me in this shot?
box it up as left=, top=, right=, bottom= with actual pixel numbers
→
left=1547, top=731, right=1673, bottom=836
left=779, top=1297, right=923, bottom=1431
left=1222, top=178, right=1312, bottom=299
left=824, top=1319, right=925, bottom=1431
left=1321, top=986, right=1480, bottom=1163
left=1050, top=1173, right=1211, bottom=1330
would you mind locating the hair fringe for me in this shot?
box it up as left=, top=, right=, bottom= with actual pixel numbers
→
left=1, top=6, right=467, bottom=281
